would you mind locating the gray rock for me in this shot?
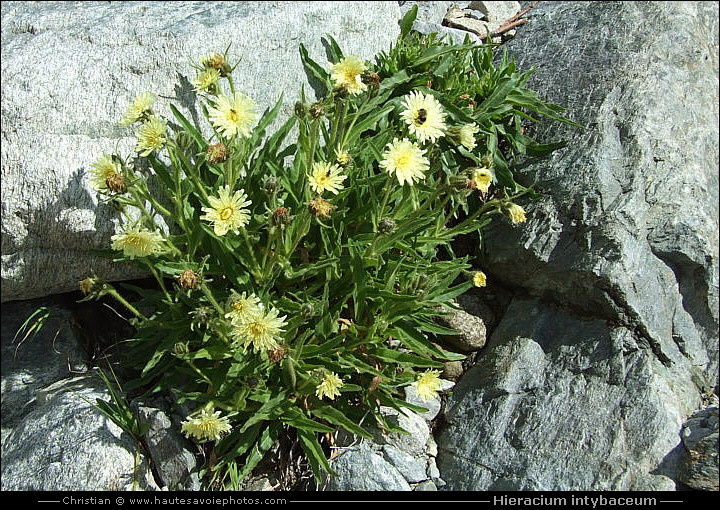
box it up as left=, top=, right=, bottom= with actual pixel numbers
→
left=1, top=1, right=402, bottom=302
left=482, top=1, right=719, bottom=385
left=438, top=298, right=696, bottom=491
left=467, top=1, right=520, bottom=24
left=135, top=404, right=200, bottom=491
left=427, top=457, right=446, bottom=487
left=382, top=444, right=429, bottom=483
left=369, top=406, right=431, bottom=457
left=1, top=296, right=88, bottom=441
left=436, top=0, right=718, bottom=491
left=1, top=376, right=159, bottom=491
left=324, top=442, right=411, bottom=491
left=414, top=479, right=438, bottom=491
left=678, top=405, right=719, bottom=491
left=436, top=305, right=488, bottom=352
left=443, top=360, right=464, bottom=381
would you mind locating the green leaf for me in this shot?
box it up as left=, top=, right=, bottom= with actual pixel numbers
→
left=169, top=104, right=207, bottom=150
left=400, top=4, right=418, bottom=38
left=299, top=43, right=329, bottom=93
left=324, top=34, right=344, bottom=64
left=237, top=423, right=280, bottom=480
left=297, top=428, right=336, bottom=483
left=282, top=407, right=336, bottom=434
left=310, top=403, right=373, bottom=440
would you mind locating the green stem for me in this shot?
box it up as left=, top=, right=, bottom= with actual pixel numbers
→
left=105, top=287, right=148, bottom=322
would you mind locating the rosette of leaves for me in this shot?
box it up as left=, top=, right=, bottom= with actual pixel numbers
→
left=93, top=7, right=573, bottom=488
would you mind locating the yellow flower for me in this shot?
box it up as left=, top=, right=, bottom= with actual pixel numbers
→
left=505, top=203, right=527, bottom=224
left=181, top=408, right=232, bottom=442
left=329, top=56, right=367, bottom=96
left=111, top=225, right=164, bottom=258
left=231, top=307, right=287, bottom=353
left=120, top=91, right=155, bottom=127
left=473, top=271, right=487, bottom=287
left=308, top=161, right=347, bottom=195
left=400, top=91, right=447, bottom=144
left=471, top=167, right=494, bottom=193
left=192, top=68, right=220, bottom=92
left=135, top=116, right=168, bottom=156
left=201, top=185, right=252, bottom=236
left=414, top=370, right=442, bottom=401
left=379, top=138, right=429, bottom=186
left=208, top=92, right=257, bottom=139
left=89, top=154, right=121, bottom=191
left=316, top=372, right=344, bottom=400
left=458, top=123, right=479, bottom=150
left=225, top=291, right=263, bottom=324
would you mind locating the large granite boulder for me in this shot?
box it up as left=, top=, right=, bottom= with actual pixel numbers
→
left=0, top=1, right=402, bottom=302
left=438, top=1, right=719, bottom=490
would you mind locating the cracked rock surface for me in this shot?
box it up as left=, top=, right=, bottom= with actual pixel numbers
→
left=437, top=1, right=718, bottom=491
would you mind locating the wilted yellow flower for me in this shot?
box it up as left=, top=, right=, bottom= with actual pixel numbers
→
left=89, top=154, right=121, bottom=191
left=110, top=225, right=164, bottom=258
left=471, top=167, right=494, bottom=193
left=201, top=185, right=252, bottom=236
left=181, top=408, right=232, bottom=442
left=225, top=291, right=263, bottom=324
left=379, top=138, right=429, bottom=186
left=414, top=370, right=442, bottom=401
left=201, top=52, right=226, bottom=71
left=135, top=116, right=168, bottom=157
left=208, top=92, right=257, bottom=139
left=400, top=91, right=447, bottom=144
left=316, top=372, right=344, bottom=400
left=192, top=68, right=220, bottom=92
left=473, top=271, right=487, bottom=288
left=231, top=307, right=287, bottom=353
left=505, top=203, right=527, bottom=224
left=207, top=143, right=229, bottom=164
left=308, top=161, right=347, bottom=196
left=329, top=56, right=367, bottom=96
left=309, top=197, right=333, bottom=218
left=120, top=91, right=155, bottom=127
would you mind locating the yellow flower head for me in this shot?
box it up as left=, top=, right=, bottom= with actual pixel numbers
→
left=473, top=271, right=487, bottom=288
left=308, top=161, right=347, bottom=196
left=208, top=92, right=257, bottom=139
left=135, top=116, right=168, bottom=157
left=201, top=185, right=252, bottom=236
left=231, top=307, right=287, bottom=353
left=471, top=167, right=494, bottom=193
left=89, top=153, right=121, bottom=191
left=316, top=372, right=344, bottom=400
left=181, top=408, right=232, bottom=442
left=192, top=68, right=220, bottom=92
left=111, top=225, right=164, bottom=258
left=120, top=91, right=155, bottom=127
left=458, top=123, right=479, bottom=150
left=329, top=56, right=367, bottom=96
left=505, top=203, right=527, bottom=225
left=225, top=291, right=263, bottom=324
left=414, top=370, right=442, bottom=401
left=400, top=91, right=447, bottom=144
left=379, top=137, right=429, bottom=187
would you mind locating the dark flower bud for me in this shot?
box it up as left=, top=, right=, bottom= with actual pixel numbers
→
left=177, top=269, right=198, bottom=290
left=272, top=207, right=291, bottom=228
left=378, top=217, right=396, bottom=234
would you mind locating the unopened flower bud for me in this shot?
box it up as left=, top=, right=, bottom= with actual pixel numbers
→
left=79, top=277, right=102, bottom=296
left=177, top=269, right=198, bottom=290
left=336, top=150, right=351, bottom=167
left=449, top=174, right=470, bottom=190
left=207, top=143, right=228, bottom=164
left=378, top=217, right=396, bottom=234
left=263, top=176, right=280, bottom=195
left=172, top=342, right=190, bottom=355
left=309, top=101, right=325, bottom=118
left=309, top=197, right=333, bottom=218
left=300, top=303, right=315, bottom=320
left=503, top=203, right=527, bottom=225
left=294, top=101, right=308, bottom=119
